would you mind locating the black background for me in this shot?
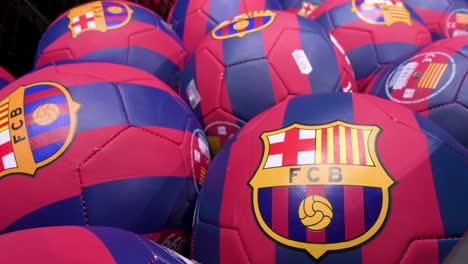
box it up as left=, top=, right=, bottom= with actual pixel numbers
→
left=0, top=0, right=173, bottom=78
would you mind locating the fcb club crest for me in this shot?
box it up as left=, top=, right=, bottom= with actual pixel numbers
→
left=67, top=1, right=134, bottom=38
left=249, top=121, right=395, bottom=259
left=211, top=10, right=277, bottom=40
left=385, top=51, right=455, bottom=104
left=191, top=129, right=211, bottom=190
left=298, top=2, right=318, bottom=17
left=445, top=9, right=468, bottom=38
left=351, top=0, right=412, bottom=26
left=0, top=82, right=80, bottom=179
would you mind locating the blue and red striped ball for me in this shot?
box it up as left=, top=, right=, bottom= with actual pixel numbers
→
left=367, top=35, right=468, bottom=148
left=180, top=10, right=357, bottom=154
left=0, top=226, right=194, bottom=264
left=0, top=61, right=210, bottom=255
left=308, top=0, right=432, bottom=91
left=192, top=92, right=467, bottom=263
left=34, top=0, right=187, bottom=91
left=404, top=0, right=468, bottom=40
left=0, top=66, right=14, bottom=90
left=168, top=0, right=283, bottom=52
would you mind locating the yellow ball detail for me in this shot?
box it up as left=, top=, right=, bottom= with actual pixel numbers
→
left=107, top=6, right=123, bottom=14
left=298, top=195, right=334, bottom=231
left=33, top=103, right=60, bottom=126
left=360, top=3, right=376, bottom=11
left=233, top=20, right=250, bottom=31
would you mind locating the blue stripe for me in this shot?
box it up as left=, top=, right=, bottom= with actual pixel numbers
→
left=2, top=196, right=86, bottom=234
left=258, top=188, right=272, bottom=227
left=0, top=79, right=9, bottom=89
left=404, top=0, right=449, bottom=12
left=24, top=95, right=66, bottom=115
left=87, top=227, right=157, bottom=263
left=68, top=82, right=191, bottom=133
left=80, top=47, right=181, bottom=91
left=82, top=177, right=196, bottom=233
left=283, top=93, right=355, bottom=126
left=106, top=20, right=125, bottom=27
left=289, top=186, right=307, bottom=242
left=207, top=0, right=240, bottom=34
left=25, top=84, right=56, bottom=95
left=439, top=238, right=462, bottom=263
left=278, top=93, right=362, bottom=262
left=26, top=114, right=70, bottom=138
left=32, top=140, right=65, bottom=163
left=325, top=185, right=345, bottom=243
left=296, top=16, right=342, bottom=93
left=374, top=42, right=422, bottom=65
left=363, top=187, right=383, bottom=231
left=414, top=114, right=468, bottom=235
left=169, top=0, right=190, bottom=40
left=193, top=135, right=237, bottom=263
left=223, top=30, right=276, bottom=122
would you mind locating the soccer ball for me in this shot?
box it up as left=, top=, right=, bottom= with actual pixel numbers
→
left=0, top=226, right=194, bottom=264
left=404, top=0, right=468, bottom=40
left=192, top=92, right=468, bottom=263
left=282, top=0, right=325, bottom=16
left=168, top=0, right=283, bottom=52
left=0, top=61, right=210, bottom=255
left=0, top=66, right=14, bottom=89
left=34, top=0, right=187, bottom=91
left=180, top=10, right=357, bottom=154
left=308, top=0, right=432, bottom=91
left=367, top=35, right=468, bottom=148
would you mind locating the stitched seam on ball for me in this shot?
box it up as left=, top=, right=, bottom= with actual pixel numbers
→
left=225, top=57, right=267, bottom=68
left=130, top=233, right=158, bottom=264
left=398, top=235, right=463, bottom=264
left=426, top=71, right=468, bottom=110
left=135, top=126, right=180, bottom=145
left=115, top=83, right=131, bottom=124
left=75, top=126, right=131, bottom=224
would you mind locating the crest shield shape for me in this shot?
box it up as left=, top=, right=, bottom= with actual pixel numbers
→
left=0, top=82, right=80, bottom=179
left=351, top=0, right=412, bottom=26
left=67, top=1, right=134, bottom=38
left=211, top=10, right=277, bottom=40
left=249, top=121, right=395, bottom=259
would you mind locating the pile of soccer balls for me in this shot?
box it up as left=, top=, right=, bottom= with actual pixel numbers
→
left=0, top=0, right=466, bottom=263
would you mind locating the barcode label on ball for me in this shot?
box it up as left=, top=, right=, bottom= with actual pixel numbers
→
left=186, top=79, right=201, bottom=109
left=391, top=62, right=418, bottom=90
left=292, top=49, right=313, bottom=75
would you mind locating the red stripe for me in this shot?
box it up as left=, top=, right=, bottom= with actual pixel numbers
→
left=262, top=13, right=312, bottom=105
left=345, top=127, right=353, bottom=165
left=0, top=140, right=13, bottom=171
left=357, top=129, right=366, bottom=165
left=29, top=126, right=69, bottom=152
left=306, top=185, right=326, bottom=243
left=182, top=0, right=211, bottom=52
left=25, top=103, right=70, bottom=128
left=218, top=106, right=282, bottom=264
left=253, top=16, right=264, bottom=29
left=24, top=87, right=63, bottom=105
left=221, top=24, right=230, bottom=36
left=272, top=187, right=289, bottom=238
left=322, top=128, right=328, bottom=164
left=344, top=186, right=365, bottom=240
left=334, top=126, right=340, bottom=164
left=0, top=100, right=8, bottom=109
